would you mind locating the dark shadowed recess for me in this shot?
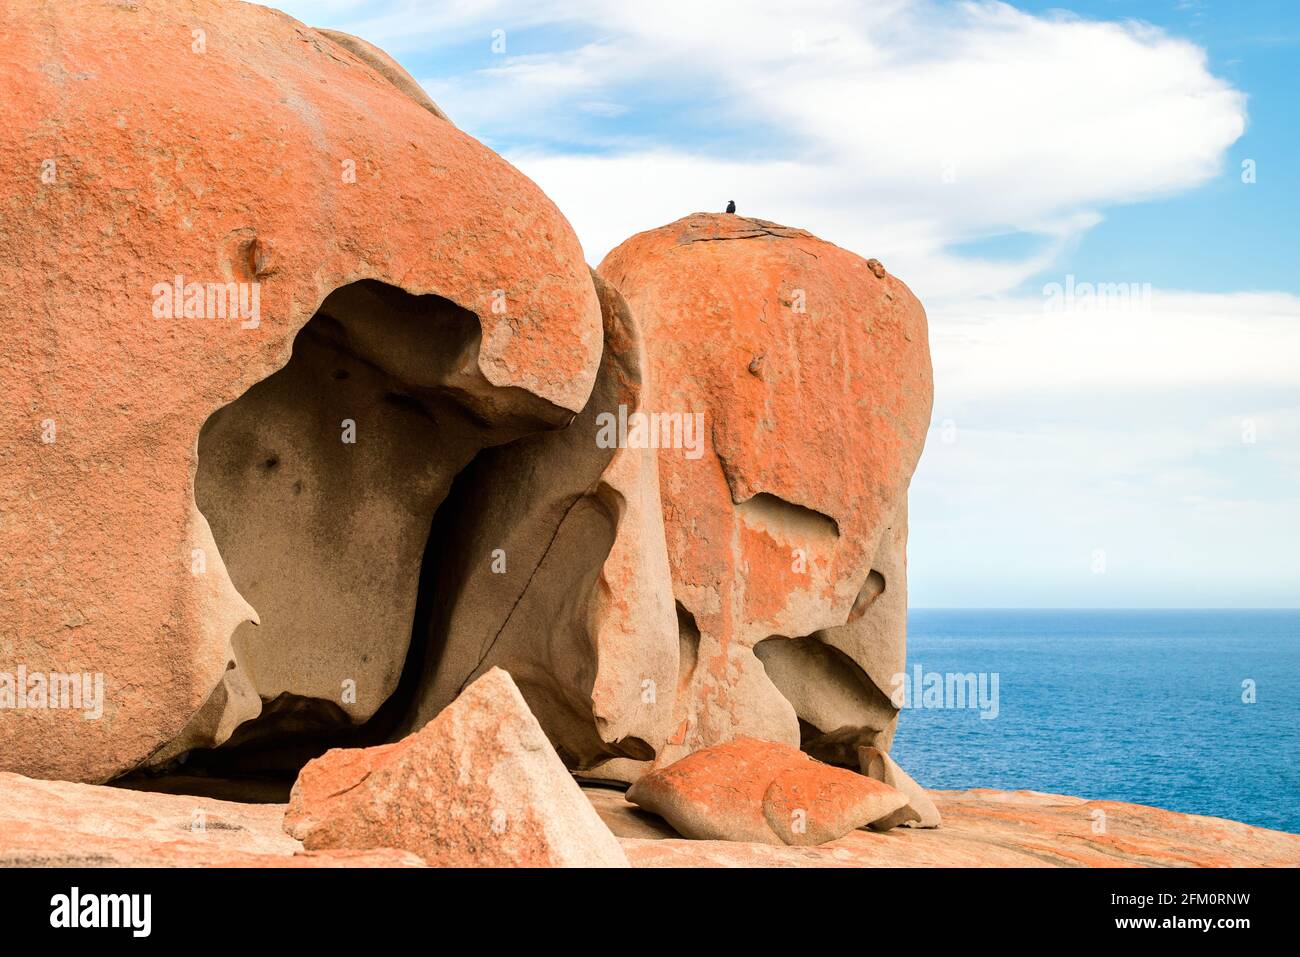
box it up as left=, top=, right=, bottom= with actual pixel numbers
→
left=113, top=279, right=579, bottom=803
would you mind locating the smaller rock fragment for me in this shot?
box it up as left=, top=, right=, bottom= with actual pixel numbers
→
left=284, top=668, right=629, bottom=867
left=626, top=737, right=907, bottom=846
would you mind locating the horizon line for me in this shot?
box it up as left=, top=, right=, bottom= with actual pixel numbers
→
left=908, top=606, right=1300, bottom=612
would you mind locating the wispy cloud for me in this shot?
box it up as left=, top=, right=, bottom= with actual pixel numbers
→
left=296, top=0, right=1245, bottom=303
left=275, top=0, right=1295, bottom=606
left=931, top=290, right=1300, bottom=398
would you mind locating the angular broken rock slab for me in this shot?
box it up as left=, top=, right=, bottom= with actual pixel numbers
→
left=625, top=737, right=907, bottom=846
left=859, top=746, right=941, bottom=829
left=285, top=668, right=629, bottom=867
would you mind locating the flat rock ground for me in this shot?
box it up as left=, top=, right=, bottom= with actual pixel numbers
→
left=0, top=772, right=1295, bottom=867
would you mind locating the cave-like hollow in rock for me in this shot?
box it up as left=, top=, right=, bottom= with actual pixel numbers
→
left=112, top=279, right=627, bottom=803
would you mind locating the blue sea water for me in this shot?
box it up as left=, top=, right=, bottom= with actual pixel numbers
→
left=889, top=610, right=1300, bottom=834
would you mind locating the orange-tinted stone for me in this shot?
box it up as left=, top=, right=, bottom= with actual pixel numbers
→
left=626, top=737, right=907, bottom=845
left=598, top=214, right=933, bottom=771
left=284, top=669, right=628, bottom=867
left=0, top=0, right=601, bottom=782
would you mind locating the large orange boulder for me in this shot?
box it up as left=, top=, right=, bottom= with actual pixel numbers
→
left=626, top=737, right=908, bottom=845
left=596, top=214, right=933, bottom=776
left=0, top=0, right=601, bottom=783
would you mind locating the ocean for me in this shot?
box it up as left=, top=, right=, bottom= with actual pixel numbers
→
left=889, top=609, right=1300, bottom=834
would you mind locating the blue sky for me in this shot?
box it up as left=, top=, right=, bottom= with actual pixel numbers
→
left=282, top=0, right=1299, bottom=607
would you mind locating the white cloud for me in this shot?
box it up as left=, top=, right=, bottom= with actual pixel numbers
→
left=280, top=1, right=1245, bottom=299
left=413, top=0, right=1243, bottom=301
left=930, top=290, right=1300, bottom=401
left=911, top=290, right=1300, bottom=606
left=276, top=0, right=1296, bottom=606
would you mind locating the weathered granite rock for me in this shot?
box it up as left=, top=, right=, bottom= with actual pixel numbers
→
left=0, top=0, right=601, bottom=782
left=312, top=28, right=451, bottom=121
left=396, top=272, right=678, bottom=772
left=859, top=745, right=941, bottom=829
left=797, top=499, right=913, bottom=762
left=625, top=737, right=907, bottom=846
left=0, top=770, right=1294, bottom=868
left=0, top=772, right=423, bottom=867
left=284, top=668, right=629, bottom=867
left=584, top=785, right=683, bottom=840
left=592, top=785, right=1300, bottom=868
left=595, top=214, right=932, bottom=779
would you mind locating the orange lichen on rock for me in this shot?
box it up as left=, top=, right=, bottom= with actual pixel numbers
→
left=284, top=669, right=628, bottom=867
left=626, top=737, right=907, bottom=846
left=594, top=786, right=1300, bottom=868
left=596, top=214, right=933, bottom=775
left=0, top=0, right=601, bottom=783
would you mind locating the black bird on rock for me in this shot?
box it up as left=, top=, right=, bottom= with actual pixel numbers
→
left=725, top=200, right=736, bottom=214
